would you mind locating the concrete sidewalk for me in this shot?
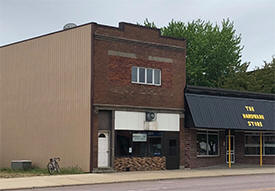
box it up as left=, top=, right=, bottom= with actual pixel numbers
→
left=0, top=167, right=275, bottom=190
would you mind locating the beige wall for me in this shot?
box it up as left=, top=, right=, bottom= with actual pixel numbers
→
left=0, top=25, right=91, bottom=171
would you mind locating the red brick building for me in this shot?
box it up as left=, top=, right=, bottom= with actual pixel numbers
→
left=92, top=22, right=186, bottom=172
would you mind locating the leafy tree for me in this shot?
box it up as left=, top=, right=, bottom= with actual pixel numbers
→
left=144, top=19, right=244, bottom=88
left=223, top=56, right=275, bottom=93
left=222, top=62, right=258, bottom=91
left=143, top=19, right=274, bottom=94
left=253, top=56, right=275, bottom=93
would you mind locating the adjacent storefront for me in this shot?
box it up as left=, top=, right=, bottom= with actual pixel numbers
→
left=184, top=86, right=275, bottom=168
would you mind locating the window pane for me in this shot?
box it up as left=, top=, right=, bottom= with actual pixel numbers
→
left=264, top=136, right=275, bottom=145
left=264, top=135, right=275, bottom=155
left=149, top=137, right=162, bottom=156
left=265, top=147, right=275, bottom=155
left=245, top=147, right=260, bottom=155
left=131, top=67, right=137, bottom=82
left=139, top=68, right=145, bottom=83
left=245, top=135, right=259, bottom=145
left=116, top=131, right=131, bottom=157
left=208, top=134, right=218, bottom=155
left=147, top=69, right=153, bottom=84
left=197, top=133, right=207, bottom=155
left=133, top=142, right=147, bottom=157
left=154, top=69, right=161, bottom=85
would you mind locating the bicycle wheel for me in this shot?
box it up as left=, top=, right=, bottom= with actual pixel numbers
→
left=47, top=162, right=55, bottom=175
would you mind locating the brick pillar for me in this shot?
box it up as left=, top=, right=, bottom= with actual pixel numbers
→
left=184, top=128, right=193, bottom=168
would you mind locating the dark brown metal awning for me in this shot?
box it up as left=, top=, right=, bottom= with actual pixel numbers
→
left=185, top=93, right=275, bottom=131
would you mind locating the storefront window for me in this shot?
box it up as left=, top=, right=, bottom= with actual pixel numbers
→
left=132, top=133, right=147, bottom=156
left=197, top=130, right=219, bottom=156
left=197, top=133, right=207, bottom=155
left=264, top=134, right=275, bottom=155
left=245, top=134, right=260, bottom=155
left=149, top=137, right=162, bottom=156
left=245, top=133, right=275, bottom=156
left=116, top=131, right=131, bottom=156
left=133, top=142, right=147, bottom=156
left=208, top=134, right=219, bottom=155
left=115, top=131, right=163, bottom=157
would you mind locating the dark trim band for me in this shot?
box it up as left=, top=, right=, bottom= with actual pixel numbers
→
left=94, top=34, right=185, bottom=51
left=93, top=103, right=184, bottom=114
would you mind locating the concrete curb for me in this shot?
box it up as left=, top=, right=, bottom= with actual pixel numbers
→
left=1, top=169, right=275, bottom=190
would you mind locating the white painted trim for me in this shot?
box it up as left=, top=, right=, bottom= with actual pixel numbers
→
left=131, top=67, right=161, bottom=86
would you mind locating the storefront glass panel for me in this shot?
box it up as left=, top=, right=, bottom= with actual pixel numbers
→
left=245, top=133, right=275, bottom=156
left=197, top=130, right=219, bottom=156
left=197, top=133, right=207, bottom=155
left=115, top=131, right=164, bottom=157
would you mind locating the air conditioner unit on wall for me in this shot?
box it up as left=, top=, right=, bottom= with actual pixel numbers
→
left=145, top=112, right=157, bottom=122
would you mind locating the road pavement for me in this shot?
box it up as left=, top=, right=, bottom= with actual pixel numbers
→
left=20, top=174, right=275, bottom=191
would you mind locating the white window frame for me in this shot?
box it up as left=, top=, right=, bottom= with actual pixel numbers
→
left=131, top=66, right=161, bottom=86
left=197, top=130, right=220, bottom=157
left=244, top=133, right=275, bottom=156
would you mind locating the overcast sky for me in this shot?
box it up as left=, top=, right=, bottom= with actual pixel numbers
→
left=0, top=0, right=274, bottom=70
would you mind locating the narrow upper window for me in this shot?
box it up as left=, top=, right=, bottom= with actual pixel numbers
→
left=139, top=68, right=145, bottom=83
left=154, top=69, right=161, bottom=85
left=147, top=68, right=153, bottom=84
left=131, top=66, right=161, bottom=86
left=131, top=66, right=137, bottom=82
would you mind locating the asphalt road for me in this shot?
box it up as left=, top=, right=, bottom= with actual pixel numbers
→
left=21, top=174, right=275, bottom=191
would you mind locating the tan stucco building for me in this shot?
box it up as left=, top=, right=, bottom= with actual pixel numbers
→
left=0, top=24, right=92, bottom=171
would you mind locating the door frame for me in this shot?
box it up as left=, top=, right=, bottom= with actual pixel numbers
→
left=225, top=135, right=235, bottom=164
left=164, top=132, right=179, bottom=169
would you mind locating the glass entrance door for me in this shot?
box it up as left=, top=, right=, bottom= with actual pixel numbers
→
left=226, top=135, right=235, bottom=164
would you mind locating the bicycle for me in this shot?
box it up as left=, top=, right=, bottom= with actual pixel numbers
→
left=47, top=157, right=61, bottom=175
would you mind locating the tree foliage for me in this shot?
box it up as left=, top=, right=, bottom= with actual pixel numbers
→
left=143, top=18, right=157, bottom=29
left=143, top=19, right=274, bottom=94
left=222, top=56, right=275, bottom=93
left=145, top=19, right=243, bottom=87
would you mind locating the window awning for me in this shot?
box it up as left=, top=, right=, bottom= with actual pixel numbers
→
left=185, top=93, right=275, bottom=131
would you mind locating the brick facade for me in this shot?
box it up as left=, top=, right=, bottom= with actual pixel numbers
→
left=184, top=128, right=275, bottom=168
left=91, top=23, right=186, bottom=170
left=93, top=23, right=186, bottom=108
